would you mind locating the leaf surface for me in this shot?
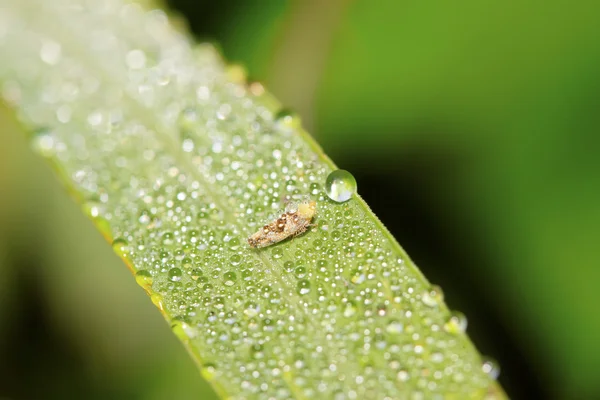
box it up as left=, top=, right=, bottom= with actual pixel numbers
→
left=0, top=0, right=505, bottom=398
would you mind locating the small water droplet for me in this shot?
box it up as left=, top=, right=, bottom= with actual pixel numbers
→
left=168, top=268, right=183, bottom=282
left=150, top=293, right=164, bottom=311
left=274, top=109, right=301, bottom=130
left=343, top=301, right=357, bottom=317
left=229, top=254, right=242, bottom=266
left=201, top=363, right=217, bottom=381
left=126, top=49, right=146, bottom=69
left=283, top=261, right=295, bottom=272
left=250, top=344, right=264, bottom=359
left=444, top=311, right=468, bottom=334
left=162, top=231, right=175, bottom=246
left=297, top=279, right=311, bottom=295
left=481, top=357, right=500, bottom=380
left=226, top=64, right=247, bottom=84
left=40, top=39, right=61, bottom=65
left=171, top=320, right=189, bottom=342
left=112, top=238, right=130, bottom=258
left=138, top=209, right=151, bottom=224
left=386, top=320, right=404, bottom=334
left=244, top=302, right=260, bottom=317
left=422, top=284, right=444, bottom=307
left=430, top=352, right=444, bottom=363
left=135, top=270, right=153, bottom=289
left=325, top=170, right=357, bottom=203
left=31, top=128, right=56, bottom=157
left=272, top=247, right=283, bottom=259
left=397, top=369, right=410, bottom=382
left=294, top=266, right=307, bottom=278
left=223, top=271, right=237, bottom=287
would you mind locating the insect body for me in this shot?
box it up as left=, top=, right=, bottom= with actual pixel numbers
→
left=247, top=200, right=317, bottom=248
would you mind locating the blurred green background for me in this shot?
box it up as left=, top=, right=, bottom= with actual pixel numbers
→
left=2, top=1, right=600, bottom=399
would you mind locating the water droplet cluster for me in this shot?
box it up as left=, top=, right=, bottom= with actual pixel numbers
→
left=0, top=0, right=500, bottom=398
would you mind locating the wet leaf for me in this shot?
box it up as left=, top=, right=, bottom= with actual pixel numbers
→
left=0, top=0, right=505, bottom=398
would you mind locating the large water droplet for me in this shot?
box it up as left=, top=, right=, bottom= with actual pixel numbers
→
left=325, top=170, right=357, bottom=203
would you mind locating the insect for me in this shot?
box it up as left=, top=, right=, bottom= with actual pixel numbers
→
left=247, top=199, right=317, bottom=248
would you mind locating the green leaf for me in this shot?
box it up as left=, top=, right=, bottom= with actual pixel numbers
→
left=0, top=0, right=505, bottom=398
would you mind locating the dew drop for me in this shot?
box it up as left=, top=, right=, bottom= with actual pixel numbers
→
left=126, top=49, right=146, bottom=69
left=138, top=209, right=151, bottom=225
left=325, top=170, right=357, bottom=203
left=162, top=231, right=175, bottom=246
left=40, top=39, right=61, bottom=65
left=274, top=108, right=301, bottom=130
left=397, top=369, right=410, bottom=382
left=297, top=279, right=311, bottom=295
left=223, top=271, right=237, bottom=287
left=230, top=254, right=242, bottom=266
left=201, top=363, right=217, bottom=381
left=168, top=267, right=183, bottom=282
left=150, top=293, right=164, bottom=311
left=422, top=284, right=444, bottom=307
left=272, top=247, right=283, bottom=259
left=112, top=237, right=130, bottom=258
left=244, top=302, right=260, bottom=317
left=294, top=266, right=307, bottom=278
left=386, top=320, right=404, bottom=334
left=430, top=352, right=444, bottom=363
left=250, top=344, right=265, bottom=359
left=181, top=257, right=193, bottom=269
left=171, top=320, right=189, bottom=342
left=444, top=311, right=468, bottom=334
left=135, top=270, right=153, bottom=289
left=82, top=201, right=102, bottom=219
left=283, top=261, right=295, bottom=272
left=343, top=301, right=357, bottom=318
left=481, top=357, right=500, bottom=380
left=30, top=128, right=56, bottom=157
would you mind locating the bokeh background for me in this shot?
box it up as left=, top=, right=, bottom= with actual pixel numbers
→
left=1, top=1, right=600, bottom=399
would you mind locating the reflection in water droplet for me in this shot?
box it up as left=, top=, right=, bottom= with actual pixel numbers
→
left=325, top=170, right=357, bottom=203
left=444, top=311, right=468, bottom=334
